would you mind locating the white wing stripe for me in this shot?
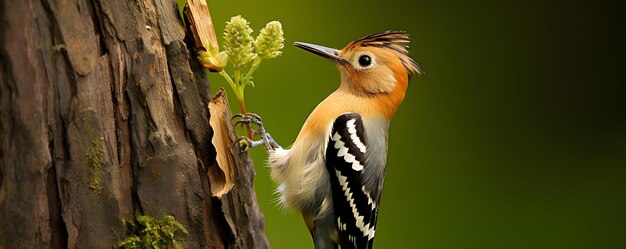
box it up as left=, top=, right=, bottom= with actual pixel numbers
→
left=332, top=132, right=365, bottom=171
left=346, top=119, right=367, bottom=153
left=362, top=186, right=376, bottom=209
left=335, top=169, right=376, bottom=240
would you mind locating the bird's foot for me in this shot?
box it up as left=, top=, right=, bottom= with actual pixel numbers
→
left=232, top=113, right=281, bottom=151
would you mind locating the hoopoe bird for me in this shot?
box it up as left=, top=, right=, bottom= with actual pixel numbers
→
left=236, top=31, right=422, bottom=249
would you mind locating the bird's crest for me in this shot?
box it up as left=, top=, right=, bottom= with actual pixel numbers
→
left=346, top=31, right=423, bottom=76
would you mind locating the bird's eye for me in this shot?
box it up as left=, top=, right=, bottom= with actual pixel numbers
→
left=358, top=55, right=372, bottom=67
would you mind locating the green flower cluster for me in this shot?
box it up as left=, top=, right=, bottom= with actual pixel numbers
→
left=196, top=14, right=284, bottom=132
left=223, top=15, right=255, bottom=69
left=255, top=21, right=285, bottom=59
left=218, top=16, right=285, bottom=112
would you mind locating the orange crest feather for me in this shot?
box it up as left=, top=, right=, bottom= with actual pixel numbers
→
left=345, top=31, right=423, bottom=76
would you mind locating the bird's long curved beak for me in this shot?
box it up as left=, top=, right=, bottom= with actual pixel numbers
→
left=294, top=42, right=347, bottom=64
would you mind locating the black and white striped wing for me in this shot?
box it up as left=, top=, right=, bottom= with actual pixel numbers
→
left=326, top=113, right=378, bottom=249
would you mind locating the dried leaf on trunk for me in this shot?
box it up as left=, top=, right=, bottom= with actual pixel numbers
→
left=207, top=89, right=236, bottom=197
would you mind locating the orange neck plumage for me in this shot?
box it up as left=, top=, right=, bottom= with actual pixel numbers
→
left=296, top=70, right=409, bottom=141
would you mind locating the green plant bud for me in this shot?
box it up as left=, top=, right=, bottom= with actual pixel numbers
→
left=223, top=15, right=254, bottom=69
left=197, top=50, right=228, bottom=72
left=255, top=21, right=284, bottom=59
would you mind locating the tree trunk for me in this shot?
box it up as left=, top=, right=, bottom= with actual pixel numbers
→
left=0, top=0, right=268, bottom=248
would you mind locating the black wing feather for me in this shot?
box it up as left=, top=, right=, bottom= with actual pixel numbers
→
left=326, top=113, right=378, bottom=249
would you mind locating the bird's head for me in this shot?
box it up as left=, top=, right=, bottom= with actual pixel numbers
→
left=295, top=31, right=423, bottom=96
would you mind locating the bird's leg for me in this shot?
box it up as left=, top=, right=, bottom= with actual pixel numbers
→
left=232, top=113, right=281, bottom=152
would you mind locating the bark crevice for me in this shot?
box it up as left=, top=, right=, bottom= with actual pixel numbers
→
left=46, top=162, right=68, bottom=249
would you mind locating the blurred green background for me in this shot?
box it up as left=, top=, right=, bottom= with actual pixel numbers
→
left=179, top=1, right=625, bottom=248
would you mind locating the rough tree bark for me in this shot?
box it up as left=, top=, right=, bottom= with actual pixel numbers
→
left=0, top=0, right=268, bottom=248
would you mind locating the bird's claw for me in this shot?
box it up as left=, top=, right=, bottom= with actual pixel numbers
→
left=231, top=113, right=246, bottom=121
left=231, top=113, right=281, bottom=151
left=231, top=113, right=263, bottom=126
left=234, top=120, right=259, bottom=132
left=232, top=113, right=264, bottom=135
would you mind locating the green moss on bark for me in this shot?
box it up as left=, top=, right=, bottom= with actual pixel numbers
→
left=118, top=214, right=188, bottom=249
left=85, top=137, right=104, bottom=193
